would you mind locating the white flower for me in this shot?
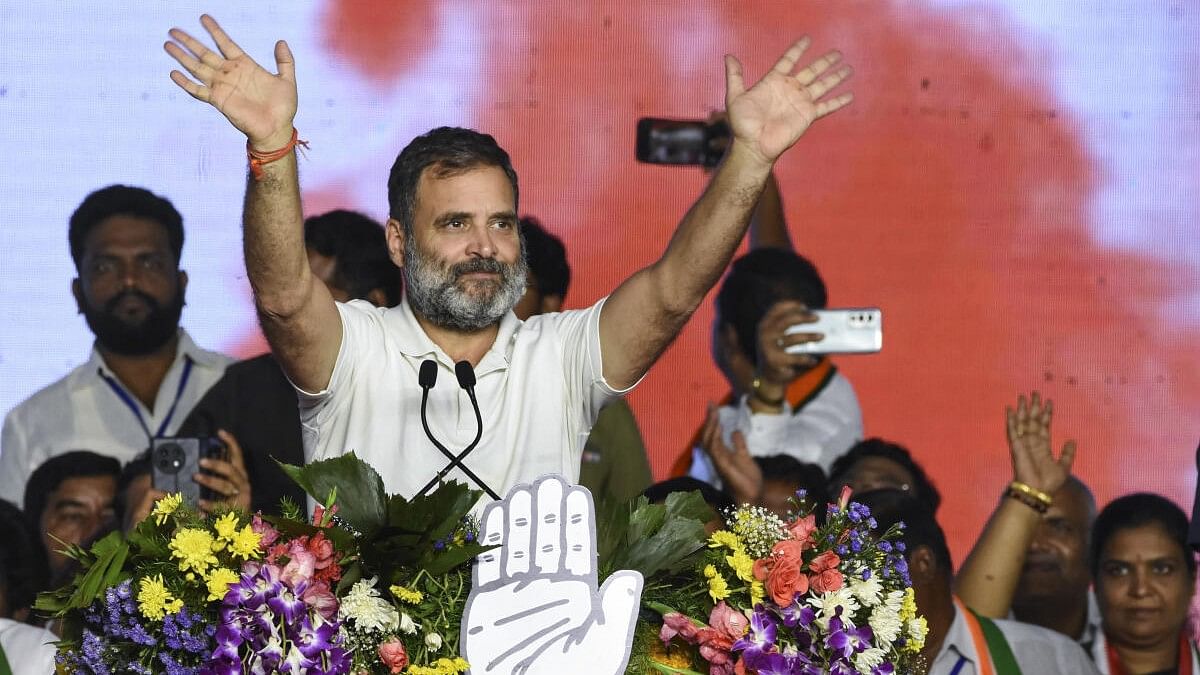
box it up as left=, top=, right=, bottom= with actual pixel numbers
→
left=848, top=572, right=883, bottom=608
left=868, top=603, right=903, bottom=645
left=425, top=632, right=443, bottom=651
left=399, top=611, right=419, bottom=635
left=338, top=577, right=400, bottom=633
left=807, top=587, right=860, bottom=631
left=908, top=616, right=929, bottom=646
left=854, top=647, right=886, bottom=674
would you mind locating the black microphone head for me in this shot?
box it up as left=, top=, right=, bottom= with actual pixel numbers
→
left=454, top=360, right=476, bottom=389
left=419, top=360, right=438, bottom=389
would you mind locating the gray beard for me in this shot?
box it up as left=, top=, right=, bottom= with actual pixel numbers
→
left=403, top=235, right=528, bottom=332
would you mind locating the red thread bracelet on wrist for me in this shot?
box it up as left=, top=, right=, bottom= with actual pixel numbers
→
left=247, top=128, right=308, bottom=180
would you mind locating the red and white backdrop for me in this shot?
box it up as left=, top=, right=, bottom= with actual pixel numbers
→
left=2, top=1, right=1197, bottom=561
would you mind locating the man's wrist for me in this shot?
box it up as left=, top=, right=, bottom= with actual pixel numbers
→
left=248, top=126, right=299, bottom=153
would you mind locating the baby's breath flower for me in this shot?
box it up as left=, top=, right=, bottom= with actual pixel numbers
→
left=724, top=506, right=789, bottom=559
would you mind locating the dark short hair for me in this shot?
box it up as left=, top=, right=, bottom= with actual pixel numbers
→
left=857, top=488, right=953, bottom=575
left=68, top=185, right=184, bottom=271
left=643, top=477, right=734, bottom=513
left=1090, top=492, right=1195, bottom=579
left=828, top=438, right=942, bottom=513
left=24, top=451, right=122, bottom=530
left=715, top=247, right=828, bottom=364
left=386, top=127, right=519, bottom=236
left=519, top=217, right=571, bottom=299
left=304, top=209, right=402, bottom=306
left=0, top=499, right=46, bottom=616
left=755, top=455, right=830, bottom=513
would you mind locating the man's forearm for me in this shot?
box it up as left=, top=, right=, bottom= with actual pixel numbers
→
left=652, top=141, right=774, bottom=314
left=242, top=151, right=311, bottom=318
left=953, top=497, right=1042, bottom=617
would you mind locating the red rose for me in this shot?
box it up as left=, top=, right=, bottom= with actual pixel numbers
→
left=378, top=638, right=408, bottom=674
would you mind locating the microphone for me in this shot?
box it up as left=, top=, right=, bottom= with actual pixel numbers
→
left=417, top=359, right=498, bottom=500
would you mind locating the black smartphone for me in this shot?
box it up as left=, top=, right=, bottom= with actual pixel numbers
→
left=151, top=436, right=225, bottom=505
left=635, top=117, right=730, bottom=167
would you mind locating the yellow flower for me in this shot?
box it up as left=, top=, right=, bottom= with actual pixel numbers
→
left=213, top=512, right=239, bottom=543
left=228, top=524, right=263, bottom=560
left=707, top=530, right=744, bottom=554
left=906, top=615, right=928, bottom=652
left=137, top=574, right=183, bottom=621
left=390, top=584, right=424, bottom=604
left=407, top=658, right=469, bottom=675
left=151, top=493, right=183, bottom=526
left=707, top=570, right=730, bottom=602
left=726, top=549, right=755, bottom=583
left=205, top=567, right=241, bottom=602
left=899, top=587, right=918, bottom=621
left=169, top=527, right=220, bottom=575
left=649, top=638, right=695, bottom=669
left=750, top=580, right=765, bottom=607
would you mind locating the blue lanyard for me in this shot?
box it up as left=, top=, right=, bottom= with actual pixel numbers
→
left=949, top=655, right=968, bottom=675
left=99, top=356, right=194, bottom=440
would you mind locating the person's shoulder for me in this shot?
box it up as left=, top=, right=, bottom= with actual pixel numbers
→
left=993, top=617, right=1097, bottom=667
left=4, top=363, right=86, bottom=425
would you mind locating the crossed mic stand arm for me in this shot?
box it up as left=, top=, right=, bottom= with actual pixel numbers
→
left=417, top=359, right=498, bottom=500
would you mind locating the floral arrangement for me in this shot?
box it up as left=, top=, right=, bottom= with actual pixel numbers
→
left=37, top=453, right=490, bottom=675
left=632, top=488, right=928, bottom=675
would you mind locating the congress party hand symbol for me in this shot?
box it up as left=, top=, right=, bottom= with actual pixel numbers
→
left=461, top=476, right=643, bottom=674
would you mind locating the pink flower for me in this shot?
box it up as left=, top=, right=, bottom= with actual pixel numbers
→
left=660, top=612, right=700, bottom=644
left=312, top=503, right=338, bottom=527
left=837, top=485, right=853, bottom=510
left=754, top=539, right=809, bottom=607
left=708, top=602, right=749, bottom=642
left=377, top=638, right=408, bottom=674
left=302, top=579, right=338, bottom=620
left=787, top=514, right=818, bottom=549
left=808, top=550, right=844, bottom=593
left=252, top=513, right=280, bottom=548
left=280, top=547, right=316, bottom=586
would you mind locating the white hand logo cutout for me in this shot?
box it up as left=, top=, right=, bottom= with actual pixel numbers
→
left=461, top=476, right=643, bottom=674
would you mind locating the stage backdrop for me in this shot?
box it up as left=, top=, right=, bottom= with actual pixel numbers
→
left=1, top=1, right=1197, bottom=561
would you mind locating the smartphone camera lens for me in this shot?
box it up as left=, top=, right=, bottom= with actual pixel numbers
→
left=155, top=442, right=185, bottom=475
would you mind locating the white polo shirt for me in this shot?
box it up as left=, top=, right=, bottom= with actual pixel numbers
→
left=297, top=297, right=628, bottom=501
left=0, top=618, right=57, bottom=674
left=930, top=605, right=1100, bottom=675
left=0, top=330, right=232, bottom=505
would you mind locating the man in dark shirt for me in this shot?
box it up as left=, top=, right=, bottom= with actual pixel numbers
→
left=123, top=210, right=401, bottom=523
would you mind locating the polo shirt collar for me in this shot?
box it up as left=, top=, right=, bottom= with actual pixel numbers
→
left=939, top=605, right=978, bottom=669
left=385, top=297, right=520, bottom=376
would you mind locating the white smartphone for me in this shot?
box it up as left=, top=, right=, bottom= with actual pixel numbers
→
left=784, top=308, right=882, bottom=355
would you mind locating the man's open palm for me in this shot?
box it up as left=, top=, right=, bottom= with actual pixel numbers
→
left=165, top=15, right=297, bottom=148
left=726, top=37, right=853, bottom=165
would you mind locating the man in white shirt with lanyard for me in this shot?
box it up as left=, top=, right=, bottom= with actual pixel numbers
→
left=162, top=16, right=854, bottom=502
left=0, top=185, right=232, bottom=506
left=861, top=490, right=1099, bottom=675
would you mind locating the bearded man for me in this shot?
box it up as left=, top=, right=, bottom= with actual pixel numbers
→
left=164, top=16, right=853, bottom=500
left=0, top=185, right=232, bottom=505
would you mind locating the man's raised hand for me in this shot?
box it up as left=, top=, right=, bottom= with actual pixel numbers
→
left=725, top=37, right=853, bottom=166
left=165, top=15, right=297, bottom=149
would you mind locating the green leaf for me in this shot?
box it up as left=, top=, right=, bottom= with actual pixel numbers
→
left=601, top=491, right=709, bottom=579
left=420, top=542, right=497, bottom=576
left=278, top=452, right=387, bottom=536
left=67, top=531, right=129, bottom=611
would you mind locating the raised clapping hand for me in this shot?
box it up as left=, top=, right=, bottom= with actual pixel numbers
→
left=725, top=37, right=853, bottom=166
left=461, top=476, right=643, bottom=674
left=701, top=405, right=764, bottom=506
left=165, top=15, right=297, bottom=149
left=1006, top=392, right=1078, bottom=495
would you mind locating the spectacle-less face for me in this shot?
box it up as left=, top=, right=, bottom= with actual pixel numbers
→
left=389, top=165, right=527, bottom=331
left=1014, top=482, right=1092, bottom=607
left=1096, top=523, right=1194, bottom=650
left=72, top=215, right=186, bottom=355
left=40, top=474, right=118, bottom=574
left=832, top=456, right=917, bottom=497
